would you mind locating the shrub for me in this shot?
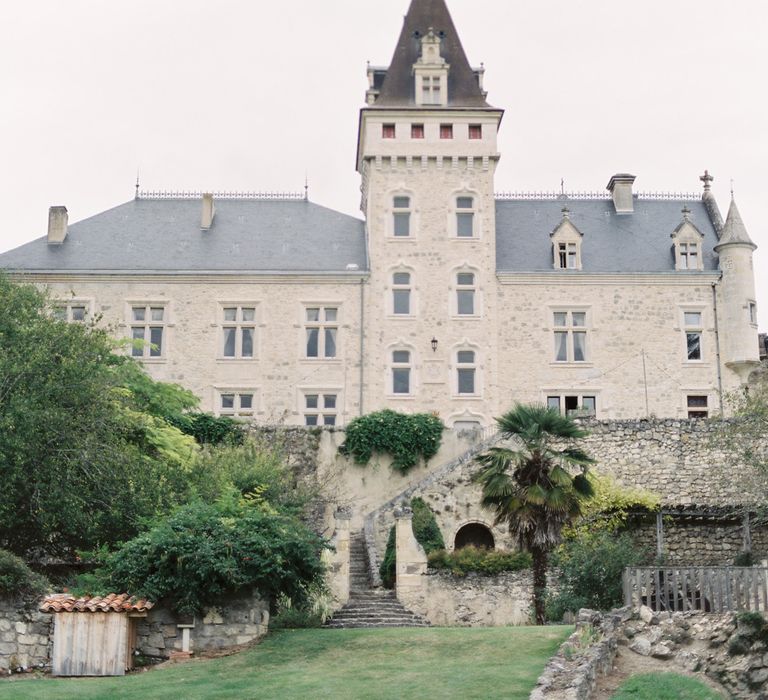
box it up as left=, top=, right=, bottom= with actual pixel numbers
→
left=167, top=412, right=244, bottom=446
left=427, top=545, right=532, bottom=576
left=0, top=549, right=49, bottom=598
left=547, top=530, right=646, bottom=620
left=379, top=497, right=446, bottom=588
left=98, top=499, right=329, bottom=616
left=545, top=591, right=588, bottom=623
left=733, top=551, right=755, bottom=567
left=341, top=410, right=443, bottom=474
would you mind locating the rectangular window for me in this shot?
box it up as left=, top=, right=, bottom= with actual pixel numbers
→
left=749, top=301, right=758, bottom=325
left=221, top=306, right=256, bottom=358
left=392, top=350, right=412, bottom=395
left=680, top=242, right=698, bottom=270
left=456, top=272, right=476, bottom=315
left=411, top=124, right=424, bottom=139
left=393, top=196, right=411, bottom=237
left=130, top=305, right=166, bottom=358
left=456, top=350, right=477, bottom=395
left=547, top=394, right=596, bottom=417
left=468, top=124, right=482, bottom=140
left=553, top=310, right=588, bottom=363
left=440, top=123, right=453, bottom=139
left=304, top=393, right=338, bottom=426
left=305, top=307, right=338, bottom=359
left=54, top=302, right=88, bottom=323
left=456, top=197, right=475, bottom=238
left=687, top=395, right=708, bottom=419
left=683, top=311, right=703, bottom=361
left=557, top=242, right=578, bottom=269
left=382, top=124, right=396, bottom=139
left=219, top=391, right=256, bottom=417
left=422, top=76, right=441, bottom=105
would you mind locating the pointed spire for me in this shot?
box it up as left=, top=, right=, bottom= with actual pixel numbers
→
left=715, top=198, right=757, bottom=251
left=375, top=0, right=490, bottom=108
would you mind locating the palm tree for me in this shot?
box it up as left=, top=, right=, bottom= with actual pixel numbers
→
left=474, top=404, right=595, bottom=624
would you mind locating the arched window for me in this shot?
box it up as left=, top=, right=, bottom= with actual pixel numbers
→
left=392, top=272, right=412, bottom=315
left=455, top=523, right=495, bottom=550
left=391, top=349, right=413, bottom=395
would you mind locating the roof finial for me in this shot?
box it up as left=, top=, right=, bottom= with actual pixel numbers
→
left=561, top=205, right=570, bottom=219
left=681, top=204, right=691, bottom=221
left=730, top=178, right=735, bottom=200
left=700, top=169, right=713, bottom=192
left=304, top=173, right=309, bottom=202
left=560, top=177, right=565, bottom=196
left=135, top=170, right=140, bottom=200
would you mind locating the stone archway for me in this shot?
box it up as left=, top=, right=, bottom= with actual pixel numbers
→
left=454, top=522, right=495, bottom=550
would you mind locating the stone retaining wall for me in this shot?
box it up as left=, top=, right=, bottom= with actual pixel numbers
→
left=400, top=570, right=540, bottom=627
left=631, top=519, right=768, bottom=566
left=530, top=608, right=625, bottom=700
left=136, top=593, right=269, bottom=659
left=0, top=596, right=52, bottom=674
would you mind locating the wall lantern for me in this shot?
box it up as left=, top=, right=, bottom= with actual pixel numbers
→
left=431, top=337, right=438, bottom=353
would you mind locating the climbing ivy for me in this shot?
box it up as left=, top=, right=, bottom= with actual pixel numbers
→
left=379, top=497, right=445, bottom=588
left=340, top=410, right=443, bottom=474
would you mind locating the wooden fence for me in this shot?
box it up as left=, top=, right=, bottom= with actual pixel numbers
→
left=623, top=566, right=768, bottom=614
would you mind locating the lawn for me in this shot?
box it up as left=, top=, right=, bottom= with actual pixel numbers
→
left=611, top=671, right=724, bottom=699
left=0, top=626, right=571, bottom=700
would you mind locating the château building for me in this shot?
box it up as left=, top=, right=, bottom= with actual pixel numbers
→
left=1, top=0, right=761, bottom=428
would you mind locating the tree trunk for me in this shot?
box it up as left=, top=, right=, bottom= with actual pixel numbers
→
left=530, top=546, right=548, bottom=625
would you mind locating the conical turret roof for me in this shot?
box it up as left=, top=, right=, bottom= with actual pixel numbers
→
left=715, top=198, right=756, bottom=251
left=374, top=0, right=491, bottom=108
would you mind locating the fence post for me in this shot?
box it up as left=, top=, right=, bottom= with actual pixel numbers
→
left=655, top=512, right=664, bottom=560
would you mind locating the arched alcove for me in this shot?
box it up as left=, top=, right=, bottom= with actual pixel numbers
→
left=454, top=523, right=495, bottom=550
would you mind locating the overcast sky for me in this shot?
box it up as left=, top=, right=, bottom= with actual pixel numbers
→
left=1, top=0, right=765, bottom=330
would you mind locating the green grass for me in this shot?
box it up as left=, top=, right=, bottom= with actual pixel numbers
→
left=0, top=626, right=571, bottom=700
left=611, top=672, right=724, bottom=699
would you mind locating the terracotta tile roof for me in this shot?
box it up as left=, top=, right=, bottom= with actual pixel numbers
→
left=40, top=593, right=154, bottom=613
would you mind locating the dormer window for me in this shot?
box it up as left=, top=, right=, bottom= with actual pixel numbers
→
left=679, top=242, right=698, bottom=269
left=671, top=206, right=704, bottom=271
left=413, top=28, right=450, bottom=107
left=550, top=207, right=583, bottom=270
left=422, top=76, right=442, bottom=105
left=558, top=242, right=578, bottom=269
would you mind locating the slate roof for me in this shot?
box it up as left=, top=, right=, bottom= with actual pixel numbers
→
left=374, top=0, right=491, bottom=109
left=495, top=198, right=720, bottom=273
left=0, top=198, right=367, bottom=274
left=40, top=593, right=154, bottom=613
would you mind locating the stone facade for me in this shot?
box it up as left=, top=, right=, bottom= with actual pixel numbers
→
left=0, top=596, right=52, bottom=674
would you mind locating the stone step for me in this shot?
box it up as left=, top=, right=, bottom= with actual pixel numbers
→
left=325, top=621, right=430, bottom=629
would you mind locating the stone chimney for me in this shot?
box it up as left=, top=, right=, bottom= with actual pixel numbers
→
left=47, top=206, right=68, bottom=245
left=606, top=173, right=636, bottom=214
left=201, top=193, right=215, bottom=230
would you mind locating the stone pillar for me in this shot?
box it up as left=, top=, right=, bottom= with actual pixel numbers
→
left=395, top=506, right=427, bottom=601
left=324, top=508, right=351, bottom=609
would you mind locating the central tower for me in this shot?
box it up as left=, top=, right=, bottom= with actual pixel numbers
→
left=357, top=0, right=504, bottom=427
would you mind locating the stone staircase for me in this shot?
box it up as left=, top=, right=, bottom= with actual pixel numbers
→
left=324, top=531, right=430, bottom=629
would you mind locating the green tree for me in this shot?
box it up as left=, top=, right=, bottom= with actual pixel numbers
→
left=474, top=404, right=595, bottom=624
left=0, top=275, right=198, bottom=557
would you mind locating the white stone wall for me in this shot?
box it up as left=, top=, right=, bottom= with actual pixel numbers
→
left=35, top=275, right=364, bottom=422
left=495, top=276, right=725, bottom=419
